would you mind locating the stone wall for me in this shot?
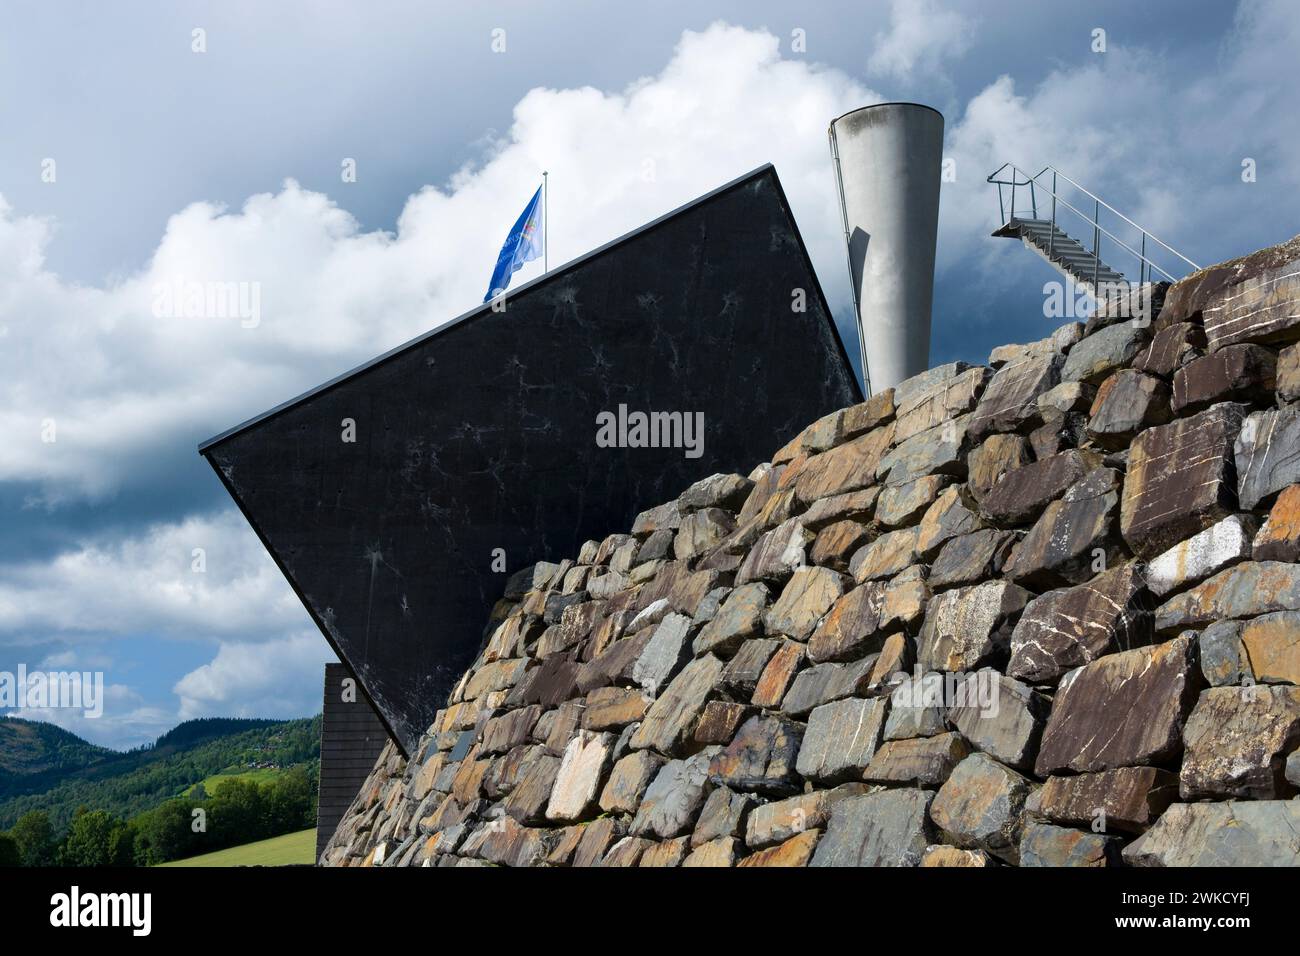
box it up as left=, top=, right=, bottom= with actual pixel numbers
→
left=320, top=238, right=1300, bottom=867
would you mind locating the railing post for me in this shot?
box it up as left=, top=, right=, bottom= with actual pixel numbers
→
left=1049, top=171, right=1056, bottom=259
left=1092, top=198, right=1101, bottom=294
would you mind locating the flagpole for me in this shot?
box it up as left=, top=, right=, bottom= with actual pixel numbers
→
left=542, top=171, right=548, bottom=273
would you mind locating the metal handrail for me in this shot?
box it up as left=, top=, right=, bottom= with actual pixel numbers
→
left=987, top=163, right=1200, bottom=285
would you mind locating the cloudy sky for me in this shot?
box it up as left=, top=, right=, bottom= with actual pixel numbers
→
left=2, top=0, right=1297, bottom=748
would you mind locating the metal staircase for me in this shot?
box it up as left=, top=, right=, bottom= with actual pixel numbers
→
left=987, top=164, right=1200, bottom=298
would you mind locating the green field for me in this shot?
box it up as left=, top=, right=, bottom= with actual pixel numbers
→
left=185, top=766, right=288, bottom=797
left=158, top=828, right=316, bottom=867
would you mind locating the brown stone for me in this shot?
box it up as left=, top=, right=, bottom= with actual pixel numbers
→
left=751, top=639, right=805, bottom=708
left=502, top=754, right=562, bottom=824
left=1087, top=370, right=1171, bottom=449
left=693, top=700, right=751, bottom=746
left=1034, top=634, right=1203, bottom=776
left=735, top=519, right=813, bottom=586
left=1278, top=341, right=1300, bottom=402
left=566, top=816, right=628, bottom=867
left=799, top=487, right=879, bottom=530
left=1193, top=239, right=1300, bottom=350
left=968, top=433, right=1032, bottom=501
left=1122, top=403, right=1247, bottom=558
left=599, top=750, right=665, bottom=815
left=849, top=526, right=918, bottom=582
left=629, top=654, right=724, bottom=755
left=969, top=351, right=1061, bottom=438
left=807, top=582, right=887, bottom=663
left=599, top=835, right=654, bottom=866
left=1005, top=467, right=1121, bottom=588
left=862, top=732, right=970, bottom=786
left=916, top=485, right=986, bottom=560
left=764, top=566, right=847, bottom=639
left=930, top=753, right=1033, bottom=863
left=465, top=816, right=558, bottom=867
left=1154, top=561, right=1300, bottom=631
left=1019, top=823, right=1121, bottom=867
left=876, top=475, right=956, bottom=529
left=692, top=786, right=758, bottom=847
left=681, top=836, right=736, bottom=867
left=637, top=835, right=690, bottom=867
left=790, top=423, right=896, bottom=505
left=1008, top=563, right=1154, bottom=684
left=809, top=519, right=873, bottom=570
left=720, top=638, right=780, bottom=697
left=920, top=845, right=992, bottom=867
left=980, top=449, right=1101, bottom=526
left=1133, top=321, right=1205, bottom=377
left=1037, top=767, right=1178, bottom=834
left=546, top=730, right=615, bottom=822
left=1254, top=484, right=1300, bottom=562
left=478, top=705, right=543, bottom=755
left=841, top=389, right=897, bottom=438
left=737, top=829, right=820, bottom=867
left=1239, top=611, right=1300, bottom=685
left=892, top=365, right=989, bottom=443
left=692, top=582, right=767, bottom=656
left=707, top=714, right=803, bottom=794
left=1171, top=344, right=1276, bottom=414
left=581, top=686, right=651, bottom=731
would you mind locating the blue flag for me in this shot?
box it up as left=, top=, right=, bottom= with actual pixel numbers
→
left=484, top=185, right=544, bottom=301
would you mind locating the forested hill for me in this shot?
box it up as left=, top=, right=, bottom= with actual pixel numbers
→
left=0, top=715, right=321, bottom=831
left=0, top=717, right=113, bottom=778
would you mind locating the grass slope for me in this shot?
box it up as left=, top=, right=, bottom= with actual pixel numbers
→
left=158, top=828, right=317, bottom=867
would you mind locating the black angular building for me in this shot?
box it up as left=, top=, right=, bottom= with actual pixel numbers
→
left=200, top=164, right=860, bottom=755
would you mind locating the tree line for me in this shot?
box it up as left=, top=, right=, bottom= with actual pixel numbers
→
left=0, top=765, right=317, bottom=866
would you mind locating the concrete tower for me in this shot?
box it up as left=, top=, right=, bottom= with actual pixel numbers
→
left=830, top=103, right=945, bottom=394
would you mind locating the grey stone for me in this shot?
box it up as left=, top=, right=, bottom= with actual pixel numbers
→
left=693, top=583, right=769, bottom=656
left=1236, top=405, right=1300, bottom=510
left=629, top=654, right=724, bottom=755
left=780, top=657, right=876, bottom=717
left=1019, top=823, right=1122, bottom=866
left=796, top=697, right=888, bottom=783
left=692, top=786, right=758, bottom=848
left=810, top=789, right=935, bottom=867
left=1062, top=321, right=1149, bottom=385
left=630, top=747, right=721, bottom=839
left=1179, top=685, right=1300, bottom=799
left=917, top=580, right=1031, bottom=672
left=947, top=670, right=1046, bottom=771
left=929, top=753, right=1033, bottom=863
left=632, top=612, right=694, bottom=694
left=1122, top=801, right=1300, bottom=867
